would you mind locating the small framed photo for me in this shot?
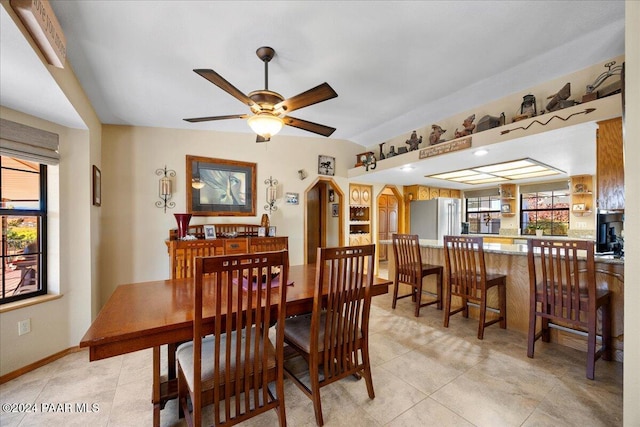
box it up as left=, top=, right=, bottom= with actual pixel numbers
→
left=92, top=165, right=101, bottom=206
left=572, top=203, right=586, bottom=212
left=268, top=226, right=277, bottom=237
left=328, top=189, right=335, bottom=203
left=203, top=225, right=216, bottom=239
left=286, top=192, right=299, bottom=205
left=318, top=155, right=335, bottom=176
left=501, top=204, right=511, bottom=213
left=258, top=227, right=266, bottom=237
left=332, top=203, right=339, bottom=217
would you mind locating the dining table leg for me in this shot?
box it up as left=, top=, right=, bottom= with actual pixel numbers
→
left=152, top=346, right=161, bottom=427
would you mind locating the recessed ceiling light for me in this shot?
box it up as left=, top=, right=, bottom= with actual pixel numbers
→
left=400, top=165, right=415, bottom=171
left=474, top=149, right=489, bottom=156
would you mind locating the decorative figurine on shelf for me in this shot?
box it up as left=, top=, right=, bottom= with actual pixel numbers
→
left=513, top=94, right=537, bottom=122
left=454, top=114, right=476, bottom=138
left=378, top=142, right=386, bottom=160
left=429, top=124, right=447, bottom=145
left=387, top=145, right=397, bottom=157
left=546, top=82, right=575, bottom=112
left=405, top=130, right=423, bottom=151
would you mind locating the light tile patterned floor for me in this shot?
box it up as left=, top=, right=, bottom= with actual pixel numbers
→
left=0, top=266, right=623, bottom=426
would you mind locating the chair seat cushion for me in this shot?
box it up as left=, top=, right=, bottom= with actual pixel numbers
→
left=284, top=312, right=362, bottom=354
left=177, top=329, right=276, bottom=392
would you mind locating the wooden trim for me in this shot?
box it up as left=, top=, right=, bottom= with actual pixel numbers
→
left=0, top=346, right=81, bottom=384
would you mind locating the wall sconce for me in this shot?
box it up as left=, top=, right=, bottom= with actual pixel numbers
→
left=264, top=176, right=278, bottom=213
left=155, top=165, right=176, bottom=212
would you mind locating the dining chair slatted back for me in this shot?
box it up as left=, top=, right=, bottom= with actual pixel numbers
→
left=443, top=235, right=507, bottom=339
left=170, top=239, right=225, bottom=279
left=176, top=250, right=288, bottom=427
left=283, top=244, right=375, bottom=426
left=526, top=239, right=612, bottom=379
left=392, top=234, right=442, bottom=316
left=250, top=237, right=289, bottom=253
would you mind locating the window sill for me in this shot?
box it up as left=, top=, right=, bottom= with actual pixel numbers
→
left=0, top=294, right=63, bottom=313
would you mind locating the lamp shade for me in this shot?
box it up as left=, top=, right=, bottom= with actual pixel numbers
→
left=247, top=113, right=284, bottom=138
left=191, top=178, right=205, bottom=189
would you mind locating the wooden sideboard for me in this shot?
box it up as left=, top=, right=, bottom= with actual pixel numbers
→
left=166, top=236, right=288, bottom=279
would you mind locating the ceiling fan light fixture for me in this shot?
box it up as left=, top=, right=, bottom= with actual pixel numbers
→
left=248, top=113, right=284, bottom=139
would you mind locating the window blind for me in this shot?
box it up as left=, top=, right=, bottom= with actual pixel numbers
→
left=0, top=118, right=59, bottom=165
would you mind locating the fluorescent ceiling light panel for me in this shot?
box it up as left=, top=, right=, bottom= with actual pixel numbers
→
left=426, top=158, right=564, bottom=185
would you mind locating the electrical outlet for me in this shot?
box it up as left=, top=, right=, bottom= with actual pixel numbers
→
left=18, top=319, right=31, bottom=336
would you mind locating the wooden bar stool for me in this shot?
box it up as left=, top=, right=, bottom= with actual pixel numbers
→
left=442, top=235, right=507, bottom=339
left=392, top=234, right=443, bottom=317
left=527, top=239, right=612, bottom=380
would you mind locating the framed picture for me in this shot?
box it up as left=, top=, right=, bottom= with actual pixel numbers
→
left=186, top=155, right=256, bottom=216
left=286, top=192, right=299, bottom=205
left=328, top=189, right=335, bottom=203
left=318, top=155, right=335, bottom=176
left=258, top=227, right=266, bottom=237
left=203, top=225, right=216, bottom=239
left=332, top=203, right=339, bottom=217
left=92, top=165, right=101, bottom=206
left=572, top=203, right=586, bottom=212
left=268, top=226, right=277, bottom=237
left=501, top=203, right=511, bottom=213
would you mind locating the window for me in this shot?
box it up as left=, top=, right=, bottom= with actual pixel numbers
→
left=520, top=189, right=570, bottom=236
left=465, top=195, right=501, bottom=234
left=1, top=156, right=47, bottom=303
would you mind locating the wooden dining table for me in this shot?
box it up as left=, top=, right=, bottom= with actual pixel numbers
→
left=79, top=262, right=391, bottom=426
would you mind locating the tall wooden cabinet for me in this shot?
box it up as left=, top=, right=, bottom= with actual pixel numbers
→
left=349, top=184, right=372, bottom=245
left=596, top=117, right=624, bottom=211
left=377, top=194, right=398, bottom=260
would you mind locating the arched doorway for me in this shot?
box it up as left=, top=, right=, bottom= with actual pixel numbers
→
left=304, top=177, right=344, bottom=264
left=376, top=185, right=403, bottom=274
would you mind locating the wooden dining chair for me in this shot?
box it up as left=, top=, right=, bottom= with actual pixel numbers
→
left=250, top=236, right=289, bottom=253
left=283, top=244, right=375, bottom=426
left=391, top=233, right=442, bottom=316
left=526, top=239, right=612, bottom=380
left=176, top=250, right=289, bottom=427
left=442, top=235, right=507, bottom=339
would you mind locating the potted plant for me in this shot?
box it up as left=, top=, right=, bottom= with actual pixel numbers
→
left=535, top=226, right=544, bottom=237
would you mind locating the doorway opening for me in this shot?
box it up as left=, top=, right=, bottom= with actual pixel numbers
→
left=304, top=177, right=344, bottom=264
left=376, top=185, right=403, bottom=278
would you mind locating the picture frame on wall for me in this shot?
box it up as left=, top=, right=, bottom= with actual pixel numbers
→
left=328, top=189, right=335, bottom=202
left=186, top=155, right=256, bottom=216
left=332, top=203, right=339, bottom=217
left=318, top=155, right=335, bottom=176
left=203, top=225, right=216, bottom=239
left=286, top=192, right=299, bottom=205
left=92, top=165, right=101, bottom=206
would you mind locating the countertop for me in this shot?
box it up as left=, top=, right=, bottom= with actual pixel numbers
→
left=379, top=238, right=624, bottom=264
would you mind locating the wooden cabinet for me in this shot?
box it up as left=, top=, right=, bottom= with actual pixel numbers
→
left=349, top=184, right=372, bottom=246
left=596, top=117, right=624, bottom=210
left=349, top=184, right=371, bottom=206
left=499, top=183, right=516, bottom=217
left=377, top=194, right=398, bottom=260
left=404, top=185, right=460, bottom=201
left=570, top=175, right=594, bottom=216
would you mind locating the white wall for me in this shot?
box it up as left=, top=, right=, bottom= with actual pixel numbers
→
left=99, top=125, right=363, bottom=303
left=623, top=2, right=639, bottom=425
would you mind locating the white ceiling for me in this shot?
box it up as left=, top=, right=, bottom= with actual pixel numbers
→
left=0, top=1, right=625, bottom=187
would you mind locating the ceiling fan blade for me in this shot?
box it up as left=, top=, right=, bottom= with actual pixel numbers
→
left=275, top=83, right=338, bottom=113
left=194, top=69, right=257, bottom=108
left=283, top=116, right=336, bottom=137
left=256, top=135, right=271, bottom=143
left=183, top=114, right=248, bottom=123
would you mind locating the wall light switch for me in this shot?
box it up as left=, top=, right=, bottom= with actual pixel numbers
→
left=18, top=319, right=31, bottom=336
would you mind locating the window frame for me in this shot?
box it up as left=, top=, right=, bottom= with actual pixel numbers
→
left=465, top=195, right=501, bottom=235
left=519, top=189, right=570, bottom=236
left=1, top=158, right=48, bottom=304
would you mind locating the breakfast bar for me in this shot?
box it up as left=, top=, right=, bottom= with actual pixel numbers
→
left=384, top=238, right=625, bottom=361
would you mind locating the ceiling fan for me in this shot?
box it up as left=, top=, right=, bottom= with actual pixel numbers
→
left=184, top=46, right=338, bottom=142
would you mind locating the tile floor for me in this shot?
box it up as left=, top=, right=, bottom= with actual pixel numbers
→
left=0, top=266, right=623, bottom=426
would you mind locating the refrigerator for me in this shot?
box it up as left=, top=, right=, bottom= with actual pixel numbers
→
left=410, top=198, right=461, bottom=242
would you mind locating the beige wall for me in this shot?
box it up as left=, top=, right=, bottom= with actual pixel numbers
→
left=99, top=125, right=363, bottom=302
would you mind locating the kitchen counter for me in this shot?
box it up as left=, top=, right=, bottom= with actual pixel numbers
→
left=381, top=238, right=624, bottom=360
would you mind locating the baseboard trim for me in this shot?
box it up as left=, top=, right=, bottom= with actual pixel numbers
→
left=0, top=346, right=82, bottom=384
